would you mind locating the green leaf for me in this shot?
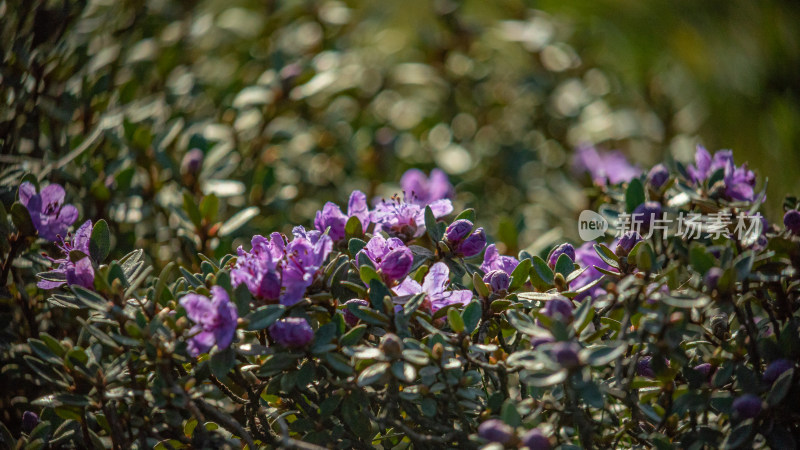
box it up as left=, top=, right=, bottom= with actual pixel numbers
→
left=368, top=279, right=390, bottom=314
left=89, top=219, right=111, bottom=262
left=183, top=191, right=203, bottom=228
left=246, top=305, right=285, bottom=330
left=462, top=301, right=482, bottom=334
left=391, top=361, right=416, bottom=383
left=472, top=271, right=490, bottom=298
left=580, top=344, right=626, bottom=366
left=593, top=244, right=619, bottom=269
left=218, top=206, right=259, bottom=237
left=529, top=256, right=554, bottom=290
left=501, top=400, right=522, bottom=427
left=348, top=238, right=367, bottom=257
left=424, top=206, right=442, bottom=241
left=722, top=419, right=753, bottom=450
left=509, top=258, right=532, bottom=292
left=689, top=244, right=715, bottom=276
left=767, top=368, right=794, bottom=406
left=10, top=202, right=35, bottom=236
left=312, top=322, right=338, bottom=354
left=524, top=369, right=567, bottom=387
left=447, top=308, right=465, bottom=333
left=200, top=194, right=219, bottom=222
left=360, top=265, right=381, bottom=286
left=341, top=325, right=367, bottom=347
left=454, top=208, right=476, bottom=222
left=209, top=347, right=236, bottom=379
left=324, top=353, right=353, bottom=374
left=71, top=286, right=107, bottom=311
left=345, top=216, right=363, bottom=240
left=625, top=178, right=645, bottom=213
left=357, top=362, right=389, bottom=387
left=554, top=253, right=576, bottom=277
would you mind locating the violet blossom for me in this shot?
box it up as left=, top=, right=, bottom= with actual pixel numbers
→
left=480, top=244, right=519, bottom=276
left=19, top=182, right=78, bottom=241
left=547, top=243, right=575, bottom=268
left=572, top=145, right=641, bottom=186
left=269, top=317, right=314, bottom=348
left=783, top=210, right=800, bottom=235
left=521, top=428, right=551, bottom=450
left=37, top=220, right=95, bottom=290
left=314, top=190, right=370, bottom=241
left=180, top=286, right=238, bottom=356
left=477, top=419, right=513, bottom=444
left=483, top=270, right=510, bottom=293
left=342, top=299, right=369, bottom=327
left=572, top=241, right=617, bottom=300
left=400, top=168, right=454, bottom=205
left=359, top=235, right=414, bottom=283
left=370, top=195, right=453, bottom=239
left=231, top=227, right=332, bottom=306
left=394, top=262, right=472, bottom=313
left=687, top=146, right=757, bottom=201
left=444, top=220, right=486, bottom=257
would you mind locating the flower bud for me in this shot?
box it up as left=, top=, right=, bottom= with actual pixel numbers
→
left=784, top=210, right=800, bottom=235
left=477, top=419, right=513, bottom=444
left=268, top=318, right=314, bottom=348
left=647, top=164, right=669, bottom=190
left=432, top=342, right=444, bottom=360
left=483, top=270, right=510, bottom=293
left=380, top=247, right=414, bottom=282
left=547, top=243, right=575, bottom=268
left=445, top=219, right=473, bottom=243
left=181, top=148, right=204, bottom=175
left=763, top=359, right=793, bottom=384
left=521, top=428, right=551, bottom=450
left=21, top=411, right=39, bottom=433
left=693, top=363, right=714, bottom=379
left=636, top=356, right=656, bottom=379
left=342, top=299, right=368, bottom=327
left=615, top=231, right=642, bottom=257
left=539, top=297, right=574, bottom=322
left=380, top=333, right=403, bottom=359
left=552, top=341, right=582, bottom=369
left=632, top=201, right=663, bottom=229
left=732, top=393, right=762, bottom=419
left=704, top=268, right=723, bottom=291
left=457, top=228, right=487, bottom=258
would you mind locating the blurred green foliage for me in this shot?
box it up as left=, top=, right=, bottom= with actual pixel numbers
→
left=2, top=0, right=798, bottom=267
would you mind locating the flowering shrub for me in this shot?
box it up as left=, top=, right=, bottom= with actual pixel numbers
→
left=2, top=146, right=800, bottom=449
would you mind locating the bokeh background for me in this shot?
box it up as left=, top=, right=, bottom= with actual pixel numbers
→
left=2, top=0, right=799, bottom=272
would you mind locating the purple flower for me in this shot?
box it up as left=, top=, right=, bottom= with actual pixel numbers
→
left=444, top=220, right=486, bottom=258
left=477, top=419, right=513, bottom=444
left=180, top=286, right=238, bottom=356
left=784, top=210, right=800, bottom=235
left=521, top=428, right=551, bottom=450
left=539, top=297, right=574, bottom=323
left=687, top=146, right=757, bottom=201
left=647, top=164, right=670, bottom=190
left=400, top=168, right=454, bottom=205
left=181, top=148, right=204, bottom=175
left=763, top=359, right=793, bottom=384
left=480, top=244, right=519, bottom=276
left=547, top=243, right=575, bottom=268
left=359, top=235, right=414, bottom=283
left=394, top=262, right=472, bottom=313
left=445, top=220, right=473, bottom=242
left=636, top=356, right=656, bottom=379
left=632, top=201, right=663, bottom=230
left=572, top=241, right=615, bottom=300
left=21, top=411, right=39, bottom=433
left=231, top=228, right=332, bottom=306
left=19, top=182, right=78, bottom=241
left=314, top=190, right=370, bottom=241
left=572, top=145, right=641, bottom=186
left=552, top=341, right=582, bottom=369
left=371, top=195, right=453, bottom=239
left=615, top=231, right=642, bottom=257
left=268, top=317, right=314, bottom=348
left=37, top=220, right=95, bottom=290
left=732, top=394, right=762, bottom=419
left=704, top=268, right=723, bottom=291
left=342, top=299, right=369, bottom=327
left=483, top=270, right=510, bottom=293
